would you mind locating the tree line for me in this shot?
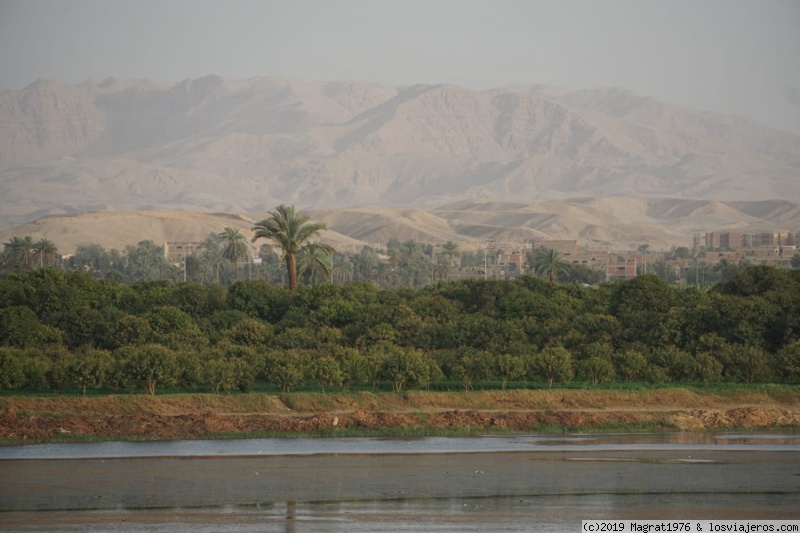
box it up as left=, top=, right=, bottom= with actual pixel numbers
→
left=4, top=204, right=611, bottom=287
left=1, top=264, right=799, bottom=395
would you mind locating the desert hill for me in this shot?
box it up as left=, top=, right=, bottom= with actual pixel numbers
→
left=2, top=197, right=798, bottom=255
left=1, top=76, right=799, bottom=234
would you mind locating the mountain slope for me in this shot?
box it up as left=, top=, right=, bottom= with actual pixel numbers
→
left=0, top=76, right=798, bottom=233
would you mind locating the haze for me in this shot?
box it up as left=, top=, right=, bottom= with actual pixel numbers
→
left=1, top=0, right=799, bottom=134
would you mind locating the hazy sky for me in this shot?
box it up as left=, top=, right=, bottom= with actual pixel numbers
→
left=1, top=0, right=799, bottom=133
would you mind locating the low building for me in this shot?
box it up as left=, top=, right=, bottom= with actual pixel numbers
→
left=163, top=241, right=203, bottom=262
left=536, top=239, right=579, bottom=256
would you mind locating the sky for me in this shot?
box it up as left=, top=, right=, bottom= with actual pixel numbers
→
left=1, top=0, right=799, bottom=134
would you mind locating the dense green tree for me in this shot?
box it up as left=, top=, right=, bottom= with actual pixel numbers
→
left=0, top=347, right=25, bottom=390
left=779, top=340, right=800, bottom=382
left=530, top=346, right=573, bottom=389
left=611, top=275, right=682, bottom=348
left=719, top=344, right=772, bottom=384
left=227, top=280, right=292, bottom=323
left=579, top=356, right=616, bottom=386
left=252, top=205, right=329, bottom=291
left=111, top=315, right=152, bottom=348
left=225, top=318, right=273, bottom=347
left=264, top=349, right=306, bottom=392
left=144, top=306, right=208, bottom=351
left=378, top=344, right=430, bottom=392
left=651, top=346, right=695, bottom=382
left=614, top=349, right=648, bottom=382
left=0, top=306, right=63, bottom=348
left=495, top=353, right=526, bottom=390
left=69, top=349, right=113, bottom=396
left=169, top=283, right=212, bottom=318
left=19, top=349, right=52, bottom=390
left=451, top=349, right=493, bottom=391
left=332, top=347, right=369, bottom=391
left=311, top=356, right=343, bottom=392
left=203, top=357, right=239, bottom=393
left=115, top=344, right=181, bottom=395
left=694, top=352, right=723, bottom=386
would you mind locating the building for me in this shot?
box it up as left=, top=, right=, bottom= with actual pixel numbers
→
left=163, top=241, right=204, bottom=262
left=705, top=232, right=744, bottom=250
left=705, top=231, right=797, bottom=250
left=605, top=257, right=638, bottom=281
left=497, top=250, right=527, bottom=276
left=536, top=239, right=579, bottom=256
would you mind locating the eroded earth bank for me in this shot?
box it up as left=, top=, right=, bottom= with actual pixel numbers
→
left=2, top=389, right=799, bottom=443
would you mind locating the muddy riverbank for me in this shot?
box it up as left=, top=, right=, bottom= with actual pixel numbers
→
left=2, top=388, right=799, bottom=443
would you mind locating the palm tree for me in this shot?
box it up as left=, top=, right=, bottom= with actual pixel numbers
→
left=127, top=240, right=164, bottom=281
left=352, top=246, right=379, bottom=281
left=332, top=253, right=354, bottom=285
left=376, top=262, right=396, bottom=287
left=441, top=241, right=461, bottom=268
left=530, top=247, right=570, bottom=283
left=297, top=241, right=335, bottom=286
left=434, top=253, right=451, bottom=282
left=251, top=205, right=329, bottom=291
left=198, top=233, right=224, bottom=284
left=218, top=227, right=249, bottom=280
left=400, top=239, right=424, bottom=267
left=33, top=238, right=58, bottom=269
left=637, top=244, right=649, bottom=275
left=5, top=236, right=37, bottom=271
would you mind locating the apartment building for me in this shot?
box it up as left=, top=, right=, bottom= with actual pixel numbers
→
left=705, top=231, right=797, bottom=250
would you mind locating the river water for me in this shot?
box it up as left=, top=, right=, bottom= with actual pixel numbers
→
left=1, top=432, right=799, bottom=531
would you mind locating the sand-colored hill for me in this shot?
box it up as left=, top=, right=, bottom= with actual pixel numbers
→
left=1, top=76, right=799, bottom=233
left=2, top=196, right=798, bottom=254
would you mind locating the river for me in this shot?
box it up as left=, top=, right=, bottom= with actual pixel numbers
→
left=1, top=432, right=798, bottom=531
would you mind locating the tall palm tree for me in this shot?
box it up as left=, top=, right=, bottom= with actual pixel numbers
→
left=434, top=253, right=452, bottom=282
left=198, top=233, right=224, bottom=284
left=441, top=241, right=461, bottom=268
left=297, top=241, right=335, bottom=286
left=530, top=247, right=570, bottom=283
left=352, top=246, right=379, bottom=281
left=218, top=227, right=249, bottom=280
left=5, top=236, right=37, bottom=271
left=332, top=253, right=354, bottom=285
left=637, top=244, right=649, bottom=275
left=400, top=239, right=424, bottom=268
left=376, top=262, right=396, bottom=287
left=33, top=238, right=58, bottom=269
left=127, top=240, right=164, bottom=281
left=251, top=204, right=329, bottom=291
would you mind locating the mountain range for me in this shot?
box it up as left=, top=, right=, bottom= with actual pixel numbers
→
left=0, top=75, right=798, bottom=249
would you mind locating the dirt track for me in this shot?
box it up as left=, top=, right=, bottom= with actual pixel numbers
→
left=2, top=389, right=799, bottom=442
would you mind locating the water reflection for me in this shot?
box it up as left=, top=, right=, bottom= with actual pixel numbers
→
left=1, top=432, right=798, bottom=531
left=3, top=494, right=798, bottom=532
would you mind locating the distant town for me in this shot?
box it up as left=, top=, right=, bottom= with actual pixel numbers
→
left=152, top=229, right=799, bottom=287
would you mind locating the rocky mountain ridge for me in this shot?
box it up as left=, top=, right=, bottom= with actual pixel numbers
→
left=1, top=75, right=798, bottom=239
